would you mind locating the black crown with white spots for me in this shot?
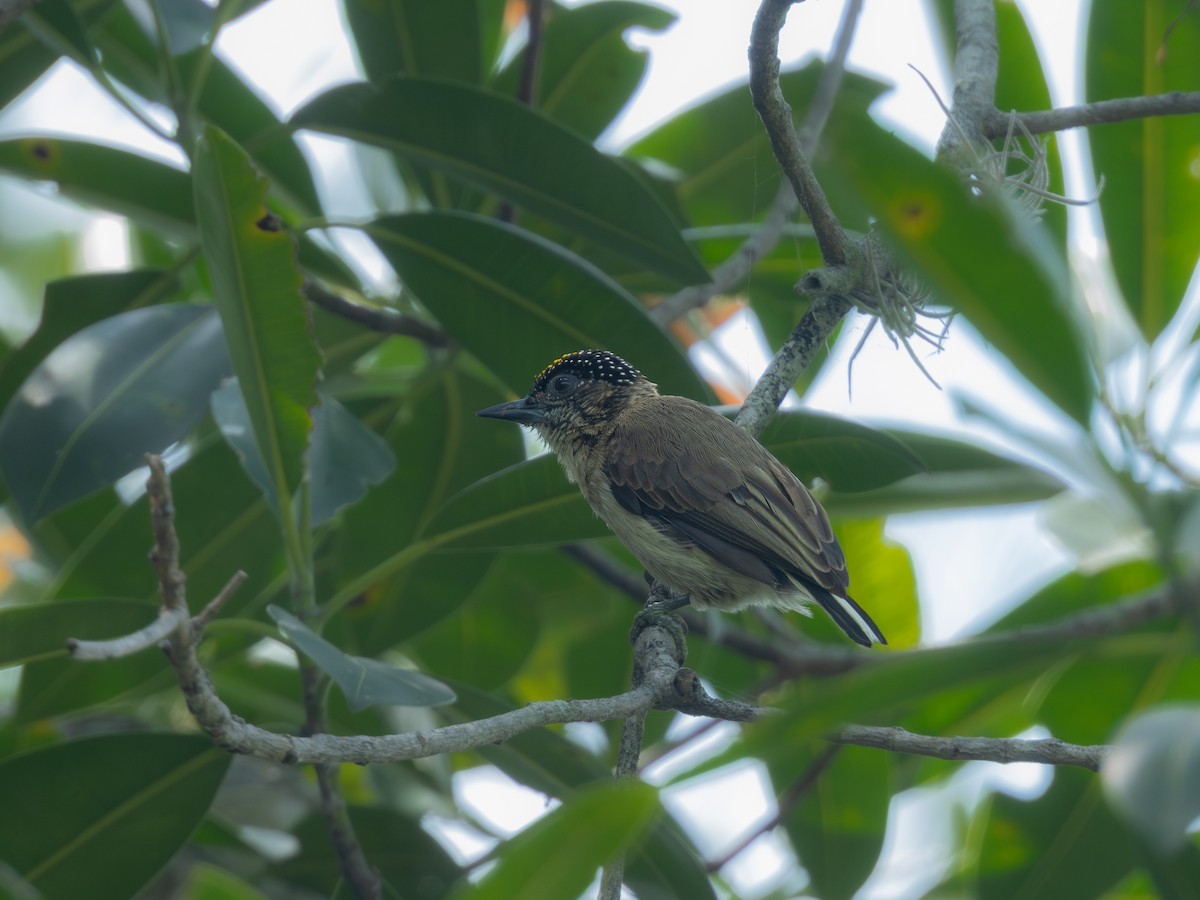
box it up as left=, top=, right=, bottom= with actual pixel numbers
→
left=533, top=350, right=643, bottom=391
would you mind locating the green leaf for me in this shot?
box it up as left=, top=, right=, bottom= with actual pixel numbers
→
left=976, top=769, right=1134, bottom=899
left=0, top=268, right=182, bottom=411
left=1103, top=704, right=1200, bottom=855
left=423, top=454, right=603, bottom=551
left=0, top=304, right=230, bottom=522
left=821, top=110, right=1094, bottom=424
left=274, top=806, right=463, bottom=897
left=0, top=597, right=157, bottom=669
left=90, top=3, right=322, bottom=216
left=456, top=781, right=659, bottom=900
left=0, top=0, right=116, bottom=110
left=343, top=0, right=490, bottom=84
left=307, top=394, right=397, bottom=525
left=0, top=137, right=348, bottom=286
left=20, top=0, right=101, bottom=69
left=451, top=684, right=716, bottom=900
left=268, top=605, right=456, bottom=708
left=1086, top=3, right=1200, bottom=338
left=212, top=384, right=395, bottom=526
left=759, top=410, right=924, bottom=492
left=335, top=367, right=523, bottom=651
left=411, top=552, right=542, bottom=689
left=0, top=137, right=195, bottom=235
left=756, top=636, right=1081, bottom=749
left=823, top=428, right=1065, bottom=516
left=783, top=746, right=890, bottom=900
left=37, top=433, right=284, bottom=613
left=365, top=211, right=707, bottom=399
left=993, top=1, right=1067, bottom=249
left=292, top=78, right=709, bottom=284
left=179, top=863, right=268, bottom=900
left=0, top=733, right=231, bottom=900
left=194, top=125, right=321, bottom=504
left=626, top=62, right=886, bottom=226
left=494, top=1, right=676, bottom=141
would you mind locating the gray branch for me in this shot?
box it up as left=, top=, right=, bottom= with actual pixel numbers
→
left=832, top=724, right=1108, bottom=771
left=650, top=0, right=864, bottom=326
left=748, top=0, right=851, bottom=266
left=984, top=91, right=1200, bottom=138
left=936, top=0, right=998, bottom=162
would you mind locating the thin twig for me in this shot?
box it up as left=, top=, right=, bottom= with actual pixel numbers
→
left=304, top=281, right=451, bottom=347
left=0, top=0, right=40, bottom=31
left=67, top=608, right=188, bottom=660
left=707, top=744, right=841, bottom=872
left=984, top=91, right=1200, bottom=138
left=831, top=725, right=1108, bottom=771
left=192, top=570, right=247, bottom=632
left=302, top=664, right=381, bottom=900
left=651, top=0, right=864, bottom=325
left=748, top=0, right=851, bottom=266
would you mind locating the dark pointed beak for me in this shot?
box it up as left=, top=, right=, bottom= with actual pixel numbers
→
left=477, top=397, right=546, bottom=425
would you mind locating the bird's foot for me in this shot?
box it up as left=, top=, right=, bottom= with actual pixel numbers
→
left=631, top=589, right=689, bottom=665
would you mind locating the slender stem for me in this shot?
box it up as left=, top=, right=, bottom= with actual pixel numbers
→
left=984, top=91, right=1200, bottom=138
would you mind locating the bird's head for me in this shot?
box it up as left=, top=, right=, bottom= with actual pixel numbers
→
left=477, top=350, right=655, bottom=446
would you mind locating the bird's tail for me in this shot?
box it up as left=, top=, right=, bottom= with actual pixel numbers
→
left=783, top=573, right=886, bottom=647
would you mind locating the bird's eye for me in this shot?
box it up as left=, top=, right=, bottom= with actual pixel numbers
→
left=548, top=374, right=579, bottom=397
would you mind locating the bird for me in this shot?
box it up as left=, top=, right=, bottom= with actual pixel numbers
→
left=476, top=349, right=885, bottom=647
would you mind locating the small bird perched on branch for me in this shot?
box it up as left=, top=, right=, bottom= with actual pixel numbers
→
left=477, top=350, right=885, bottom=648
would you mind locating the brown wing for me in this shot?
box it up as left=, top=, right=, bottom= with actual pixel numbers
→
left=602, top=396, right=849, bottom=596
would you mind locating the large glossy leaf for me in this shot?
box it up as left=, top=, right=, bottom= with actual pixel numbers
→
left=292, top=78, right=709, bottom=285
left=421, top=453, right=603, bottom=551
left=1087, top=3, right=1200, bottom=338
left=625, top=63, right=886, bottom=227
left=493, top=1, right=675, bottom=141
left=1103, top=704, right=1200, bottom=855
left=212, top=384, right=395, bottom=526
left=452, top=684, right=717, bottom=900
left=0, top=137, right=195, bottom=235
left=759, top=410, right=923, bottom=492
left=0, top=597, right=157, bottom=669
left=0, top=304, right=230, bottom=522
left=976, top=769, right=1134, bottom=899
left=0, top=0, right=115, bottom=110
left=194, top=125, right=321, bottom=504
left=90, top=2, right=321, bottom=217
left=0, top=733, right=231, bottom=900
left=343, top=0, right=491, bottom=84
left=334, top=367, right=522, bottom=651
left=820, top=110, right=1094, bottom=425
left=457, top=781, right=659, bottom=900
left=0, top=137, right=352, bottom=287
left=0, top=268, right=182, bottom=411
left=824, top=428, right=1065, bottom=516
left=783, top=746, right=890, bottom=900
left=37, top=432, right=284, bottom=613
left=365, top=211, right=707, bottom=399
left=273, top=805, right=463, bottom=897
left=992, top=1, right=1067, bottom=249
left=411, top=552, right=544, bottom=690
left=756, top=636, right=1084, bottom=749
left=268, top=606, right=455, bottom=708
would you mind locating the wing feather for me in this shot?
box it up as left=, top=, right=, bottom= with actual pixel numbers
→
left=602, top=397, right=849, bottom=595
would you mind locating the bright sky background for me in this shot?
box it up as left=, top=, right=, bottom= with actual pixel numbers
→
left=0, top=0, right=1167, bottom=897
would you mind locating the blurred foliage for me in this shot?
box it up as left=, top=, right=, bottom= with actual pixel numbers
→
left=0, top=0, right=1197, bottom=898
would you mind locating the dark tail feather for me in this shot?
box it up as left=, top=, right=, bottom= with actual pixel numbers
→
left=811, top=587, right=887, bottom=647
